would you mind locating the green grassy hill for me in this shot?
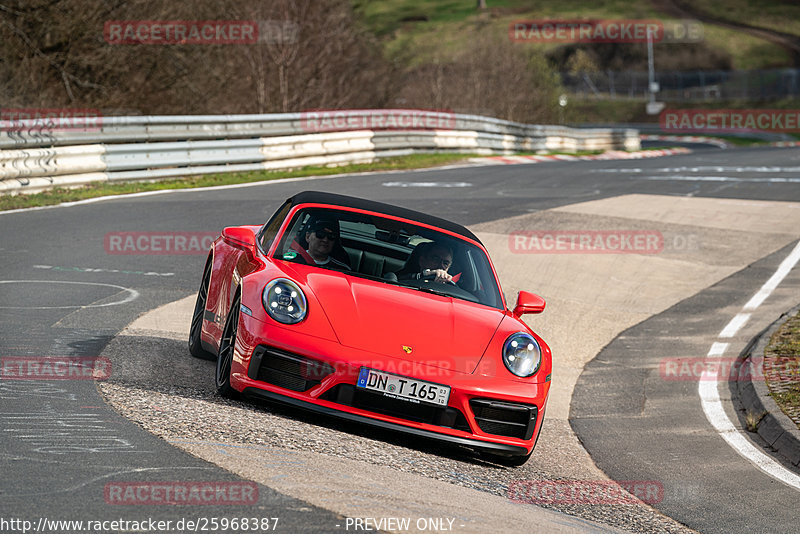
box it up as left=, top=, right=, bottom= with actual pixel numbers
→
left=353, top=0, right=799, bottom=70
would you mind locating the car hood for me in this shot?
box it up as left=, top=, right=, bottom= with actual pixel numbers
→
left=303, top=271, right=503, bottom=374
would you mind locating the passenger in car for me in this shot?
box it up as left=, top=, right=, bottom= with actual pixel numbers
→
left=291, top=218, right=351, bottom=271
left=394, top=241, right=455, bottom=284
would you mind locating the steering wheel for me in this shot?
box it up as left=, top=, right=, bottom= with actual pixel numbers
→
left=419, top=270, right=457, bottom=286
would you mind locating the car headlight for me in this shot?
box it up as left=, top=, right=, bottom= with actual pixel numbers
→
left=262, top=278, right=307, bottom=324
left=502, top=332, right=541, bottom=377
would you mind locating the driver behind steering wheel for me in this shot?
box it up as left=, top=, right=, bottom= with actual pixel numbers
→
left=397, top=241, right=454, bottom=284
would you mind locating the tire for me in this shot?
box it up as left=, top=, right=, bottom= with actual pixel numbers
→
left=215, top=294, right=241, bottom=399
left=188, top=258, right=216, bottom=360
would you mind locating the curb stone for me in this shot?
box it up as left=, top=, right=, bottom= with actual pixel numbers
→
left=640, top=134, right=730, bottom=148
left=469, top=147, right=691, bottom=165
left=770, top=141, right=800, bottom=148
left=642, top=135, right=800, bottom=149
left=734, top=304, right=800, bottom=469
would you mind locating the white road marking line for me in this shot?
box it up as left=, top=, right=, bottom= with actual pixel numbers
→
left=642, top=176, right=800, bottom=183
left=382, top=181, right=472, bottom=188
left=698, top=378, right=800, bottom=488
left=719, top=313, right=751, bottom=338
left=0, top=280, right=139, bottom=309
left=708, top=342, right=729, bottom=357
left=700, top=239, right=800, bottom=490
left=33, top=264, right=174, bottom=277
left=595, top=166, right=800, bottom=173
left=744, top=243, right=800, bottom=311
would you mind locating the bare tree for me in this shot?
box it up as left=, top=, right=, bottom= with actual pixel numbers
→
left=266, top=1, right=303, bottom=112
left=0, top=0, right=391, bottom=114
left=1, top=0, right=559, bottom=120
left=393, top=31, right=562, bottom=123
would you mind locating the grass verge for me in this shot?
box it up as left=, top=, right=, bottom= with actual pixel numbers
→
left=1, top=147, right=689, bottom=212
left=354, top=0, right=792, bottom=72
left=764, top=311, right=800, bottom=430
left=0, top=153, right=477, bottom=212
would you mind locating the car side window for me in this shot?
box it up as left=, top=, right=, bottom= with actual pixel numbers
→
left=258, top=201, right=292, bottom=253
left=272, top=211, right=310, bottom=258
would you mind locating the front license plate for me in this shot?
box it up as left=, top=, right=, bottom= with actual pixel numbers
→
left=356, top=368, right=450, bottom=407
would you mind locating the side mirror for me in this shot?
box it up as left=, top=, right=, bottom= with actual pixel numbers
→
left=513, top=291, right=545, bottom=317
left=222, top=226, right=256, bottom=250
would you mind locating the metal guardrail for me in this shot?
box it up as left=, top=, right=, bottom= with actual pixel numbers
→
left=0, top=110, right=639, bottom=194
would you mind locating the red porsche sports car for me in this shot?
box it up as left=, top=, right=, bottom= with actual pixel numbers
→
left=189, top=191, right=551, bottom=465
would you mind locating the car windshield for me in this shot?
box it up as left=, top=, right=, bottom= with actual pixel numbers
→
left=271, top=207, right=504, bottom=310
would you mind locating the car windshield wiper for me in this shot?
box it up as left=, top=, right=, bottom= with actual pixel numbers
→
left=398, top=283, right=452, bottom=298
left=343, top=270, right=401, bottom=285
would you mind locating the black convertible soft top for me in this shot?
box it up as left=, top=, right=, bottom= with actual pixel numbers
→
left=287, top=191, right=480, bottom=243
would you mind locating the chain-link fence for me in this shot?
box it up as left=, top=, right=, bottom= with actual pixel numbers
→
left=562, top=69, right=800, bottom=101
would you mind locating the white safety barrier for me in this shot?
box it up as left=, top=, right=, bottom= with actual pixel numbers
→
left=0, top=110, right=639, bottom=194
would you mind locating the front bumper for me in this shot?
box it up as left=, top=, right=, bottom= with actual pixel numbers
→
left=242, top=387, right=528, bottom=455
left=231, top=314, right=550, bottom=455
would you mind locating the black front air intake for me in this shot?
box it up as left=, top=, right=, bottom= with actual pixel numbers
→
left=469, top=399, right=537, bottom=439
left=320, top=384, right=471, bottom=432
left=248, top=346, right=334, bottom=392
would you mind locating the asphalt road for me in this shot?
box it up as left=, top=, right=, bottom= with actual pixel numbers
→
left=571, top=241, right=800, bottom=534
left=2, top=145, right=799, bottom=532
